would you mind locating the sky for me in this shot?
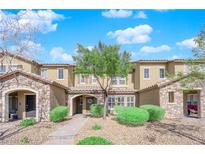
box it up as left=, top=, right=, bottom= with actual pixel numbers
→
left=1, top=9, right=205, bottom=64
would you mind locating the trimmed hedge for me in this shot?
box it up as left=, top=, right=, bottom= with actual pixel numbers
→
left=50, top=106, right=69, bottom=122
left=114, top=106, right=149, bottom=125
left=140, top=104, right=165, bottom=121
left=90, top=104, right=104, bottom=118
left=77, top=136, right=112, bottom=145
left=20, top=118, right=36, bottom=128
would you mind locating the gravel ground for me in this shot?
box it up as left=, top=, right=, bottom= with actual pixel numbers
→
left=0, top=119, right=71, bottom=145
left=74, top=116, right=205, bottom=145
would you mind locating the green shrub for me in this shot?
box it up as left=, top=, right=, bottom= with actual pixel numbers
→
left=20, top=136, right=30, bottom=144
left=77, top=136, right=112, bottom=145
left=50, top=106, right=69, bottom=122
left=114, top=106, right=149, bottom=125
left=20, top=118, right=36, bottom=128
left=92, top=124, right=102, bottom=130
left=140, top=104, right=165, bottom=121
left=90, top=104, right=104, bottom=118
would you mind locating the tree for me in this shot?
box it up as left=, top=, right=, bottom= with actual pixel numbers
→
left=73, top=42, right=134, bottom=119
left=170, top=25, right=205, bottom=89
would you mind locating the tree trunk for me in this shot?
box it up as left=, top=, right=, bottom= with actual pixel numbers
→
left=103, top=90, right=108, bottom=119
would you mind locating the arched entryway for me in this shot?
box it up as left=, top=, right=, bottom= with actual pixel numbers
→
left=72, top=95, right=97, bottom=115
left=2, top=88, right=38, bottom=122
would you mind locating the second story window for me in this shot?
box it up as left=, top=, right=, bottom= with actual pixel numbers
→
left=0, top=65, right=6, bottom=74
left=9, top=65, right=23, bottom=71
left=160, top=68, right=165, bottom=79
left=41, top=68, right=48, bottom=78
left=92, top=75, right=97, bottom=84
left=57, top=68, right=64, bottom=80
left=111, top=76, right=126, bottom=85
left=80, top=74, right=86, bottom=84
left=144, top=68, right=149, bottom=79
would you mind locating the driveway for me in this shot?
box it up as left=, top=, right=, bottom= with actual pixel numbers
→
left=44, top=114, right=88, bottom=145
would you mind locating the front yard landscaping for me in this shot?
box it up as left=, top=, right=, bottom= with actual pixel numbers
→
left=75, top=116, right=205, bottom=145
left=0, top=119, right=70, bottom=145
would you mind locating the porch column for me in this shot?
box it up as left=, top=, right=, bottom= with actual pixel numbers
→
left=2, top=94, right=9, bottom=122
left=82, top=95, right=86, bottom=114
left=68, top=95, right=73, bottom=116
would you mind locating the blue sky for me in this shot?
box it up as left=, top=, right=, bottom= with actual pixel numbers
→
left=2, top=9, right=205, bottom=63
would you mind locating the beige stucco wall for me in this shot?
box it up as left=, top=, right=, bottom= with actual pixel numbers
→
left=138, top=89, right=160, bottom=106
left=139, top=63, right=167, bottom=89
left=0, top=55, right=40, bottom=74
left=50, top=85, right=67, bottom=109
left=42, top=66, right=69, bottom=87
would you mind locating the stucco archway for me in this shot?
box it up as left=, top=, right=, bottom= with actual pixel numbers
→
left=2, top=87, right=39, bottom=122
left=69, top=94, right=98, bottom=116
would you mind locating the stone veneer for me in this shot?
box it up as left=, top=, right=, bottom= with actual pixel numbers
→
left=159, top=79, right=205, bottom=118
left=0, top=74, right=51, bottom=122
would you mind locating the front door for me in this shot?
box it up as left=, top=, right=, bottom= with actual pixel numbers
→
left=76, top=97, right=83, bottom=114
left=186, top=94, right=198, bottom=117
left=25, top=95, right=36, bottom=112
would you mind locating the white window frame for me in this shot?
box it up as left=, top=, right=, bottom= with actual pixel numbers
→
left=144, top=68, right=150, bottom=79
left=57, top=68, right=64, bottom=80
left=159, top=68, right=165, bottom=79
left=41, top=68, right=48, bottom=79
left=92, top=75, right=97, bottom=84
left=80, top=74, right=86, bottom=84
left=111, top=76, right=127, bottom=86
left=168, top=91, right=175, bottom=103
left=0, top=65, right=6, bottom=73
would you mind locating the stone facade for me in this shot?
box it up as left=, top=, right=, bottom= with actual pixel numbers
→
left=159, top=79, right=205, bottom=118
left=0, top=73, right=51, bottom=122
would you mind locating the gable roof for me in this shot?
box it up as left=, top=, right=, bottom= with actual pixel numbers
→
left=0, top=70, right=69, bottom=90
left=137, top=74, right=190, bottom=93
left=0, top=52, right=40, bottom=65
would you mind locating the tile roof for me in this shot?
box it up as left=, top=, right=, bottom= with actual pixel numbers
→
left=69, top=86, right=137, bottom=94
left=0, top=70, right=69, bottom=90
left=137, top=75, right=190, bottom=93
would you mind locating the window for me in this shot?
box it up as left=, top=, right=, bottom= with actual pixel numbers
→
left=57, top=68, right=64, bottom=80
left=92, top=75, right=97, bottom=84
left=8, top=65, right=22, bottom=71
left=41, top=68, right=48, bottom=78
left=80, top=74, right=86, bottom=84
left=144, top=68, right=149, bottom=79
left=127, top=96, right=134, bottom=107
left=111, top=77, right=126, bottom=85
left=108, top=95, right=135, bottom=110
left=119, top=77, right=126, bottom=85
left=168, top=92, right=174, bottom=103
left=0, top=65, right=6, bottom=73
left=160, top=68, right=165, bottom=79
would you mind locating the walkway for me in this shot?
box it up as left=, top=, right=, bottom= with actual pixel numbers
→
left=44, top=114, right=88, bottom=145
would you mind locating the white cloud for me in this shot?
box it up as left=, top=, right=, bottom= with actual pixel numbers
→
left=0, top=10, right=64, bottom=33
left=170, top=55, right=180, bottom=59
left=107, top=24, right=153, bottom=44
left=50, top=47, right=73, bottom=62
left=176, top=38, right=196, bottom=49
left=102, top=10, right=132, bottom=18
left=135, top=11, right=147, bottom=19
left=139, top=45, right=171, bottom=54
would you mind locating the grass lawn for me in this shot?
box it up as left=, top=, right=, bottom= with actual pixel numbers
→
left=75, top=116, right=205, bottom=145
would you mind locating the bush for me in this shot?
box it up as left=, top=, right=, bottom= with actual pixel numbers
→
left=50, top=106, right=69, bottom=122
left=20, top=136, right=30, bottom=144
left=92, top=124, right=102, bottom=130
left=114, top=106, right=149, bottom=125
left=90, top=104, right=104, bottom=118
left=77, top=136, right=112, bottom=145
left=140, top=104, right=165, bottom=121
left=20, top=118, right=36, bottom=128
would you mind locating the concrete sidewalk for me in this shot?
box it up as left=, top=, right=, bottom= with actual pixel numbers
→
left=44, top=114, right=88, bottom=145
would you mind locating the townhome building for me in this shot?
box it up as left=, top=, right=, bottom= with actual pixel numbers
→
left=0, top=52, right=205, bottom=123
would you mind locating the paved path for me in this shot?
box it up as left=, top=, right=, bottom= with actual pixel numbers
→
left=44, top=114, right=88, bottom=145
